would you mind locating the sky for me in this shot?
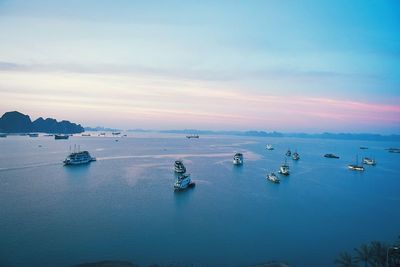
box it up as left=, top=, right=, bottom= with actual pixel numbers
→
left=0, top=0, right=399, bottom=133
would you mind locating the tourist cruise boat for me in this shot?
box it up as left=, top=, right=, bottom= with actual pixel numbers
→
left=266, top=144, right=274, bottom=150
left=174, top=173, right=195, bottom=191
left=292, top=151, right=300, bottom=160
left=174, top=160, right=186, bottom=173
left=348, top=155, right=364, bottom=171
left=55, top=134, right=69, bottom=140
left=63, top=150, right=96, bottom=165
left=233, top=153, right=243, bottom=165
left=362, top=157, right=376, bottom=166
left=278, top=159, right=290, bottom=175
left=267, top=172, right=280, bottom=184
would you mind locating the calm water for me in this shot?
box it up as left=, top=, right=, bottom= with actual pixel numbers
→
left=0, top=134, right=399, bottom=267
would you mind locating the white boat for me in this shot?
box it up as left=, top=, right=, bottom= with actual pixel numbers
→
left=63, top=147, right=96, bottom=166
left=267, top=172, right=280, bottom=184
left=348, top=155, right=364, bottom=171
left=292, top=151, right=300, bottom=160
left=278, top=159, right=290, bottom=175
left=286, top=149, right=291, bottom=157
left=174, top=160, right=186, bottom=173
left=266, top=144, right=274, bottom=150
left=233, top=153, right=243, bottom=165
left=174, top=173, right=195, bottom=191
left=363, top=157, right=376, bottom=166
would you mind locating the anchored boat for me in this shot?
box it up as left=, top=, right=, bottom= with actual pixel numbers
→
left=292, top=151, right=300, bottom=160
left=174, top=160, right=186, bottom=173
left=286, top=149, right=291, bottom=157
left=278, top=159, right=290, bottom=175
left=348, top=155, right=364, bottom=171
left=267, top=172, right=280, bottom=184
left=324, top=153, right=339, bottom=159
left=266, top=144, right=274, bottom=150
left=233, top=153, right=243, bottom=165
left=174, top=173, right=195, bottom=191
left=55, top=134, right=69, bottom=140
left=363, top=157, right=376, bottom=166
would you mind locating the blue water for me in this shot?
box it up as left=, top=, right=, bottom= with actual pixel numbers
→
left=0, top=134, right=399, bottom=267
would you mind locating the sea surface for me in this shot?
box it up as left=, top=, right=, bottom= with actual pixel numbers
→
left=0, top=133, right=399, bottom=267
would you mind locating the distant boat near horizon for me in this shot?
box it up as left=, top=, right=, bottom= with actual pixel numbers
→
left=324, top=153, right=340, bottom=159
left=0, top=133, right=7, bottom=138
left=55, top=134, right=69, bottom=140
left=363, top=157, right=376, bottom=166
left=28, top=133, right=39, bottom=137
left=186, top=134, right=199, bottom=139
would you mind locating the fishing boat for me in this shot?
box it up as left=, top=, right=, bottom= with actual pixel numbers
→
left=348, top=155, right=364, bottom=171
left=28, top=133, right=39, bottom=137
left=363, top=157, right=376, bottom=166
left=278, top=159, right=290, bottom=175
left=186, top=134, right=199, bottom=139
left=286, top=149, right=291, bottom=157
left=174, top=173, right=195, bottom=191
left=174, top=160, right=186, bottom=173
left=292, top=151, right=300, bottom=160
left=266, top=172, right=280, bottom=184
left=266, top=144, right=274, bottom=150
left=324, top=153, right=339, bottom=159
left=55, top=134, right=69, bottom=140
left=233, top=153, right=243, bottom=165
left=63, top=146, right=96, bottom=166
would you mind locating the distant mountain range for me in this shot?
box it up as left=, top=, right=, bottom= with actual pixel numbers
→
left=84, top=126, right=121, bottom=132
left=129, top=128, right=400, bottom=141
left=0, top=111, right=84, bottom=134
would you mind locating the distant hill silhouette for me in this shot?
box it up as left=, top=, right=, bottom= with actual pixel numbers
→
left=0, top=111, right=84, bottom=134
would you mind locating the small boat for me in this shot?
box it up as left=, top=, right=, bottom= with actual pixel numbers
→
left=363, top=157, right=376, bottom=166
left=278, top=159, right=290, bottom=175
left=174, top=173, right=195, bottom=191
left=174, top=160, right=186, bottom=173
left=388, top=148, right=400, bottom=153
left=81, top=133, right=91, bottom=137
left=99, top=132, right=106, bottom=136
left=28, top=133, right=39, bottom=137
left=63, top=149, right=96, bottom=166
left=112, top=132, right=121, bottom=135
left=324, top=153, right=339, bottom=159
left=0, top=133, right=7, bottom=138
left=266, top=144, right=274, bottom=150
left=360, top=147, right=368, bottom=150
left=292, top=151, right=300, bottom=160
left=233, top=153, right=243, bottom=165
left=186, top=134, right=199, bottom=139
left=44, top=134, right=54, bottom=137
left=348, top=155, right=364, bottom=171
left=286, top=149, right=291, bottom=157
left=55, top=134, right=69, bottom=140
left=266, top=172, right=280, bottom=184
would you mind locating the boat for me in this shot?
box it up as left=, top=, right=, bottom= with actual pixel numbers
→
left=360, top=147, right=368, bottom=150
left=348, top=155, right=364, bottom=171
left=99, top=132, right=106, bottom=136
left=28, top=133, right=39, bottom=137
left=286, top=149, right=291, bottom=157
left=363, top=157, right=376, bottom=166
left=387, top=148, right=400, bottom=153
left=174, top=160, right=186, bottom=173
left=112, top=132, right=121, bottom=135
left=233, top=153, right=243, bottom=165
left=186, top=134, right=199, bottom=139
left=81, top=133, right=91, bottom=137
left=0, top=133, right=7, bottom=138
left=44, top=134, right=54, bottom=137
left=292, top=151, right=300, bottom=160
left=63, top=149, right=96, bottom=166
left=174, top=173, right=195, bottom=191
left=55, top=134, right=69, bottom=140
left=324, top=153, right=339, bottom=159
left=266, top=144, right=274, bottom=150
left=266, top=172, right=280, bottom=184
left=278, top=159, right=290, bottom=175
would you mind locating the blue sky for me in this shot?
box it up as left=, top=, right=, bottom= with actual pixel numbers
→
left=0, top=0, right=399, bottom=133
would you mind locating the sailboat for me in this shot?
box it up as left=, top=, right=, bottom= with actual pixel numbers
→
left=348, top=155, right=364, bottom=171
